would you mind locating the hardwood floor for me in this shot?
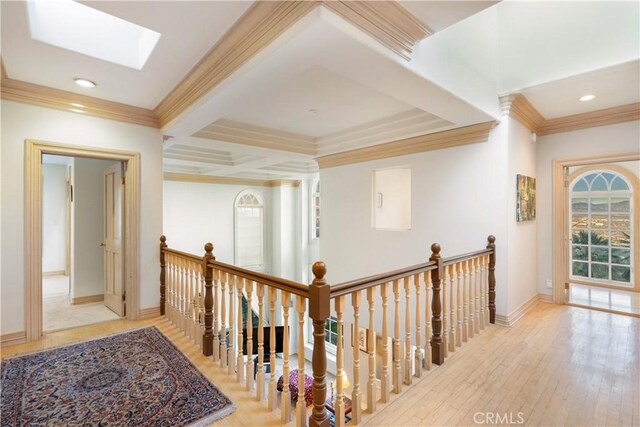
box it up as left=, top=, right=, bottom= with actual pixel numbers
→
left=1, top=302, right=638, bottom=426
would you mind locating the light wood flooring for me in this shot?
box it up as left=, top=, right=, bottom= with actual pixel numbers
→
left=569, top=283, right=640, bottom=317
left=1, top=302, right=638, bottom=426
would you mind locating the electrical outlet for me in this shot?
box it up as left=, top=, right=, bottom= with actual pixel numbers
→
left=546, top=279, right=553, bottom=289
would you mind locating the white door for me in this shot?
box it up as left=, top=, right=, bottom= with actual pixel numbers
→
left=103, top=163, right=125, bottom=316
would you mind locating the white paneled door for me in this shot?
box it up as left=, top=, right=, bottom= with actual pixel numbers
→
left=103, top=163, right=125, bottom=316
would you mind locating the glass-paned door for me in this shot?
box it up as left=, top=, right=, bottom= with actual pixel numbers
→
left=570, top=171, right=633, bottom=287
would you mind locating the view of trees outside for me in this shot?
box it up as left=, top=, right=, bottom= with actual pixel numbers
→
left=570, top=171, right=632, bottom=285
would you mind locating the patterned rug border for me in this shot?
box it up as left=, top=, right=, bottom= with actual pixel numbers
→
left=1, top=326, right=236, bottom=426
left=0, top=325, right=153, bottom=361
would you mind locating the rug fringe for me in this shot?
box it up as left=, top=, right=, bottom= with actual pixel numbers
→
left=188, top=404, right=236, bottom=427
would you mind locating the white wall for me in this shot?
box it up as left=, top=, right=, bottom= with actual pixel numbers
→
left=72, top=158, right=116, bottom=299
left=163, top=180, right=273, bottom=271
left=536, top=120, right=640, bottom=296
left=506, top=118, right=538, bottom=314
left=42, top=163, right=67, bottom=273
left=0, top=100, right=163, bottom=335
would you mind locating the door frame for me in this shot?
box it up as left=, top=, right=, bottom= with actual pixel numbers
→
left=552, top=151, right=640, bottom=304
left=25, top=139, right=141, bottom=341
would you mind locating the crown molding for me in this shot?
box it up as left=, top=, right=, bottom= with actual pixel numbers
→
left=1, top=77, right=160, bottom=128
left=154, top=1, right=319, bottom=128
left=316, top=121, right=495, bottom=169
left=322, top=1, right=430, bottom=61
left=164, top=172, right=300, bottom=188
left=499, top=93, right=545, bottom=132
left=318, top=109, right=452, bottom=156
left=537, top=102, right=640, bottom=136
left=154, top=1, right=431, bottom=129
left=193, top=119, right=317, bottom=156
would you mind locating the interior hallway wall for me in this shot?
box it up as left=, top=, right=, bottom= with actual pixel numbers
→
left=42, top=163, right=67, bottom=274
left=536, top=120, right=640, bottom=297
left=0, top=100, right=163, bottom=335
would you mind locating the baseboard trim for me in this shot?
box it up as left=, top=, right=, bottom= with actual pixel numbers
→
left=538, top=293, right=553, bottom=304
left=495, top=294, right=541, bottom=327
left=71, top=294, right=104, bottom=305
left=1, top=331, right=27, bottom=347
left=43, top=270, right=66, bottom=277
left=139, top=307, right=161, bottom=320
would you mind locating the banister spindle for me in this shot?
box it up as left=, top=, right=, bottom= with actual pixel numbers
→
left=392, top=280, right=402, bottom=393
left=456, top=262, right=463, bottom=347
left=281, top=291, right=292, bottom=423
left=442, top=266, right=448, bottom=359
left=403, top=276, right=412, bottom=385
left=237, top=277, right=244, bottom=383
left=430, top=243, right=444, bottom=365
left=256, top=283, right=265, bottom=402
left=462, top=260, right=469, bottom=343
left=245, top=280, right=254, bottom=391
left=351, top=290, right=362, bottom=424
left=220, top=271, right=227, bottom=368
left=448, top=264, right=456, bottom=353
left=487, top=235, right=496, bottom=324
left=203, top=243, right=214, bottom=356
left=335, top=295, right=346, bottom=426
left=423, top=271, right=432, bottom=371
left=474, top=257, right=481, bottom=334
left=189, top=261, right=195, bottom=342
left=160, top=236, right=167, bottom=316
left=212, top=269, right=219, bottom=361
left=380, top=283, right=390, bottom=403
left=414, top=274, right=422, bottom=377
left=268, top=287, right=278, bottom=411
left=366, top=287, right=377, bottom=413
left=309, top=262, right=330, bottom=427
left=296, top=296, right=306, bottom=427
left=228, top=275, right=235, bottom=375
left=481, top=255, right=488, bottom=328
left=468, top=259, right=475, bottom=339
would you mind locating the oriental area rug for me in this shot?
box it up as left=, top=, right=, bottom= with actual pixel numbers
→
left=1, top=327, right=234, bottom=426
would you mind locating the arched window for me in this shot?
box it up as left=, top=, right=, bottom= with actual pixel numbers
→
left=311, top=180, right=320, bottom=240
left=569, top=169, right=634, bottom=287
left=235, top=190, right=264, bottom=268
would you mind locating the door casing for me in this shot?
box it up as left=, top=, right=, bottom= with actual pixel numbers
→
left=25, top=139, right=140, bottom=341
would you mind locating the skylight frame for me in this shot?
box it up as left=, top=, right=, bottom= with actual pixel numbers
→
left=26, top=0, right=161, bottom=71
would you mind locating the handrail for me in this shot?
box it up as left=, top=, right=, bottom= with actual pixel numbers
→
left=442, top=248, right=493, bottom=266
left=208, top=259, right=310, bottom=298
left=162, top=247, right=202, bottom=263
left=329, top=260, right=438, bottom=298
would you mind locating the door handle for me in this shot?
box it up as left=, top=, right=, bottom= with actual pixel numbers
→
left=100, top=242, right=106, bottom=247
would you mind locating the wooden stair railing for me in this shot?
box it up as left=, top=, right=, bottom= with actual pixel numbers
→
left=159, top=235, right=496, bottom=427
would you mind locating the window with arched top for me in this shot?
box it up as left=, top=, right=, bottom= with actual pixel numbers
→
left=569, top=168, right=635, bottom=287
left=311, top=180, right=320, bottom=240
left=235, top=190, right=264, bottom=268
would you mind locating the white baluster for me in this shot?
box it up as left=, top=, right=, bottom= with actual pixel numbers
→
left=380, top=283, right=390, bottom=403
left=414, top=274, right=422, bottom=377
left=281, top=291, right=292, bottom=423
left=351, top=290, right=362, bottom=424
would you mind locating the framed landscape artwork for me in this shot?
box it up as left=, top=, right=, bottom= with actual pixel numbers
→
left=516, top=174, right=536, bottom=222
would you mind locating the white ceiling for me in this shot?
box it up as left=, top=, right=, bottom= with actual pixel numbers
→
left=399, top=1, right=499, bottom=32
left=1, top=1, right=252, bottom=108
left=223, top=66, right=415, bottom=137
left=522, top=60, right=640, bottom=119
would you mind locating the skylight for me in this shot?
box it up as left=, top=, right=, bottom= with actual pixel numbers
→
left=26, top=0, right=161, bottom=70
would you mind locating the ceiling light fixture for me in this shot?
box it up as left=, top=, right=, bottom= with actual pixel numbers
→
left=74, top=78, right=96, bottom=88
left=579, top=94, right=595, bottom=102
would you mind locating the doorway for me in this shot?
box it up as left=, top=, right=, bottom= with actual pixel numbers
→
left=41, top=155, right=125, bottom=331
left=25, top=140, right=141, bottom=342
left=552, top=153, right=639, bottom=308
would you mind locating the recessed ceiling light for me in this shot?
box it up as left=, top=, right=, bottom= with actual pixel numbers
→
left=579, top=94, right=595, bottom=102
left=74, top=78, right=96, bottom=88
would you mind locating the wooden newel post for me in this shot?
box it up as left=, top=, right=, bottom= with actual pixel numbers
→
left=309, top=261, right=330, bottom=427
left=430, top=243, right=445, bottom=365
left=160, top=235, right=167, bottom=316
left=203, top=243, right=215, bottom=356
left=487, top=235, right=496, bottom=324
